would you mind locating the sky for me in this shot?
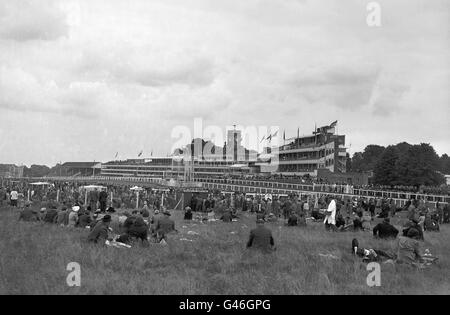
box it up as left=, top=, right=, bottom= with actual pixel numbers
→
left=0, top=0, right=449, bottom=166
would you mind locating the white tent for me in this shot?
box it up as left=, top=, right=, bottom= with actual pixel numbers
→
left=130, top=186, right=144, bottom=191
left=30, top=182, right=51, bottom=186
left=83, top=185, right=107, bottom=191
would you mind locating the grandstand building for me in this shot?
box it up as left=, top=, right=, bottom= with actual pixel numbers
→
left=100, top=122, right=348, bottom=179
left=276, top=122, right=347, bottom=176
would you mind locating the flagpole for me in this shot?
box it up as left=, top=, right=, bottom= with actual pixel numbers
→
left=314, top=123, right=317, bottom=146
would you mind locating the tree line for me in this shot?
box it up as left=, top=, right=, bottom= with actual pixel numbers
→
left=347, top=143, right=449, bottom=187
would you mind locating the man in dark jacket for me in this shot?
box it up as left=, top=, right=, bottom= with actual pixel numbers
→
left=77, top=211, right=92, bottom=228
left=403, top=217, right=424, bottom=241
left=117, top=217, right=148, bottom=244
left=123, top=212, right=138, bottom=232
left=184, top=207, right=193, bottom=220
left=373, top=218, right=399, bottom=239
left=99, top=190, right=108, bottom=213
left=87, top=215, right=111, bottom=244
left=156, top=210, right=176, bottom=241
left=43, top=206, right=58, bottom=223
left=221, top=210, right=232, bottom=222
left=287, top=212, right=298, bottom=226
left=19, top=206, right=39, bottom=222
left=247, top=218, right=275, bottom=253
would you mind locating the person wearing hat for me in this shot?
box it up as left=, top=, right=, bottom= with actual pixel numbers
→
left=220, top=209, right=232, bottom=223
left=39, top=208, right=47, bottom=221
left=43, top=204, right=58, bottom=223
left=396, top=227, right=424, bottom=265
left=184, top=206, right=193, bottom=221
left=402, top=217, right=424, bottom=241
left=77, top=209, right=93, bottom=228
left=373, top=217, right=399, bottom=239
left=155, top=210, right=176, bottom=242
left=246, top=218, right=275, bottom=253
left=117, top=217, right=149, bottom=245
left=68, top=206, right=80, bottom=228
left=87, top=215, right=112, bottom=244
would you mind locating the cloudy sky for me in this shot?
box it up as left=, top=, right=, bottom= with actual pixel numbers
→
left=0, top=0, right=448, bottom=166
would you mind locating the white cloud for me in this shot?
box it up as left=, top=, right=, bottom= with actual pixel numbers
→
left=0, top=0, right=449, bottom=165
left=0, top=0, right=68, bottom=41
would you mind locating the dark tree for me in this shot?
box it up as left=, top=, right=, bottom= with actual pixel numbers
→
left=373, top=146, right=400, bottom=185
left=440, top=154, right=450, bottom=174
left=394, top=143, right=444, bottom=186
left=351, top=145, right=385, bottom=172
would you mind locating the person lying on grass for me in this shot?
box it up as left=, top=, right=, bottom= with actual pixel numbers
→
left=351, top=238, right=396, bottom=263
left=396, top=228, right=426, bottom=267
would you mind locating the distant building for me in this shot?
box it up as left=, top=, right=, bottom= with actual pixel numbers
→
left=57, top=162, right=101, bottom=177
left=275, top=122, right=347, bottom=176
left=100, top=121, right=348, bottom=179
left=445, top=175, right=450, bottom=186
left=0, top=164, right=24, bottom=178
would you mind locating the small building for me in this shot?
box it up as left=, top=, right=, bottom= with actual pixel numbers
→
left=59, top=162, right=102, bottom=177
left=445, top=175, right=450, bottom=186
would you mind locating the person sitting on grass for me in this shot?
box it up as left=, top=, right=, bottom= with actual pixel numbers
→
left=55, top=206, right=70, bottom=226
left=155, top=210, right=176, bottom=242
left=402, top=217, right=424, bottom=241
left=396, top=228, right=424, bottom=266
left=373, top=217, right=399, bottom=239
left=361, top=210, right=372, bottom=231
left=77, top=210, right=93, bottom=228
left=116, top=216, right=149, bottom=245
left=267, top=213, right=278, bottom=222
left=220, top=209, right=233, bottom=222
left=335, top=213, right=346, bottom=230
left=287, top=211, right=298, bottom=226
left=123, top=211, right=138, bottom=232
left=424, top=213, right=439, bottom=232
left=247, top=218, right=276, bottom=253
left=87, top=215, right=112, bottom=244
left=43, top=205, right=58, bottom=223
left=18, top=202, right=40, bottom=222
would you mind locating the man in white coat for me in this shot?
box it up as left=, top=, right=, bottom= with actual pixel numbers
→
left=324, top=199, right=337, bottom=231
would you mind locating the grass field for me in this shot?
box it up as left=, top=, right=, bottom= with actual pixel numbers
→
left=0, top=205, right=449, bottom=295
